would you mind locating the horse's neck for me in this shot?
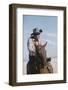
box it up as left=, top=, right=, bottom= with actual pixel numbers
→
left=37, top=43, right=46, bottom=51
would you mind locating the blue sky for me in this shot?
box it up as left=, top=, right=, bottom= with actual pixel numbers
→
left=23, top=15, right=57, bottom=61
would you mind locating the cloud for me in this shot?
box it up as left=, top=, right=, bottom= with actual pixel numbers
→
left=46, top=39, right=57, bottom=46
left=46, top=32, right=57, bottom=38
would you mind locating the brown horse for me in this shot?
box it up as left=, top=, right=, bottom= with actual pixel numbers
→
left=36, top=42, right=53, bottom=74
left=27, top=42, right=53, bottom=74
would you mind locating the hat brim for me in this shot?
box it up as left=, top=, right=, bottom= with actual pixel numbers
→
left=31, top=32, right=40, bottom=35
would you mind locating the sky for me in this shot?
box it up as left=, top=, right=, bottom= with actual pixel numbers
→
left=23, top=15, right=57, bottom=61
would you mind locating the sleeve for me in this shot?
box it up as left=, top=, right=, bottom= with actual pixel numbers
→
left=27, top=38, right=35, bottom=52
left=27, top=38, right=29, bottom=50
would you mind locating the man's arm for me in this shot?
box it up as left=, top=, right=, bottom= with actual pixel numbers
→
left=27, top=38, right=35, bottom=53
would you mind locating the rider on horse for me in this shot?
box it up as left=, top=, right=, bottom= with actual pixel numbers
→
left=27, top=28, right=47, bottom=74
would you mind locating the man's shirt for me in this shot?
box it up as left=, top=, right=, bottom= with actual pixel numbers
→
left=27, top=37, right=44, bottom=56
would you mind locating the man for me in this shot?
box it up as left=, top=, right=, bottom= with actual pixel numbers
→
left=27, top=28, right=46, bottom=74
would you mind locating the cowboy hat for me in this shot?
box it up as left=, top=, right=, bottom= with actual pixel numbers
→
left=31, top=28, right=43, bottom=36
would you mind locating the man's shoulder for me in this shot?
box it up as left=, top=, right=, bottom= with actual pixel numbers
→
left=28, top=37, right=34, bottom=43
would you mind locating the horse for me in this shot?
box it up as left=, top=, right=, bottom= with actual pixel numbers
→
left=27, top=42, right=53, bottom=74
left=35, top=42, right=53, bottom=74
